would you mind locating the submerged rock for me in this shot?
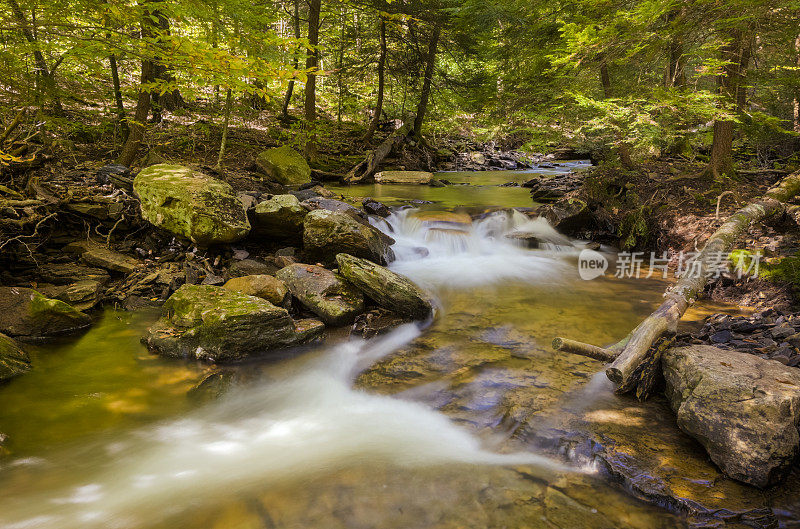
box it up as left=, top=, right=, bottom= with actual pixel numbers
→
left=0, top=287, right=92, bottom=339
left=362, top=197, right=391, bottom=217
left=374, top=170, right=433, bottom=184
left=143, top=285, right=322, bottom=363
left=335, top=253, right=433, bottom=320
left=252, top=194, right=307, bottom=239
left=303, top=209, right=394, bottom=265
left=222, top=275, right=289, bottom=306
left=255, top=146, right=312, bottom=186
left=134, top=164, right=250, bottom=245
left=663, top=345, right=800, bottom=488
left=0, top=333, right=30, bottom=382
left=276, top=264, right=364, bottom=326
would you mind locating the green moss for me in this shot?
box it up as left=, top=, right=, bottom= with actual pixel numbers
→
left=730, top=249, right=800, bottom=286
left=256, top=146, right=311, bottom=185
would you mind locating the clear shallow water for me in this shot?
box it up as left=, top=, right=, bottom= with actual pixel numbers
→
left=0, top=173, right=732, bottom=529
left=327, top=161, right=591, bottom=209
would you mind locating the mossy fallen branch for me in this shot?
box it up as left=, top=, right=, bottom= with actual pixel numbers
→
left=553, top=170, right=800, bottom=398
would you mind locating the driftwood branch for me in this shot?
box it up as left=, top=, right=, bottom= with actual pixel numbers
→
left=344, top=120, right=413, bottom=184
left=552, top=337, right=616, bottom=362
left=553, top=171, right=800, bottom=398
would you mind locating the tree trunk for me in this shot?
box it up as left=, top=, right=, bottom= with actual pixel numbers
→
left=304, top=0, right=322, bottom=160
left=362, top=19, right=386, bottom=143
left=413, top=25, right=440, bottom=137
left=706, top=29, right=751, bottom=179
left=345, top=120, right=413, bottom=183
left=794, top=35, right=800, bottom=133
left=667, top=40, right=686, bottom=88
left=281, top=0, right=301, bottom=120
left=109, top=53, right=126, bottom=131
left=7, top=0, right=62, bottom=115
left=149, top=6, right=183, bottom=123
left=215, top=89, right=233, bottom=170
left=599, top=60, right=635, bottom=169
left=116, top=8, right=157, bottom=167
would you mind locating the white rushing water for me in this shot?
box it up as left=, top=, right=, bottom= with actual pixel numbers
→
left=374, top=208, right=580, bottom=289
left=0, top=326, right=570, bottom=529
left=0, top=207, right=581, bottom=529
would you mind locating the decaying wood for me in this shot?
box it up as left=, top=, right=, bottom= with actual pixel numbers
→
left=344, top=120, right=413, bottom=184
left=553, top=171, right=800, bottom=398
left=552, top=337, right=616, bottom=362
left=0, top=109, right=25, bottom=145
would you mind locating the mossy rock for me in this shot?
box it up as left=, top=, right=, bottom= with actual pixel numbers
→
left=303, top=209, right=394, bottom=265
left=252, top=194, right=308, bottom=239
left=0, top=287, right=92, bottom=339
left=133, top=164, right=250, bottom=245
left=255, top=146, right=312, bottom=186
left=335, top=253, right=433, bottom=320
left=276, top=264, right=364, bottom=326
left=0, top=333, right=30, bottom=382
left=222, top=275, right=289, bottom=305
left=143, top=285, right=321, bottom=362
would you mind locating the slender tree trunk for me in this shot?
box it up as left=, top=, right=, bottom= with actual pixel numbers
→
left=794, top=35, right=800, bottom=133
left=7, top=0, right=62, bottom=114
left=707, top=29, right=751, bottom=179
left=304, top=0, right=322, bottom=160
left=117, top=7, right=157, bottom=167
left=599, top=61, right=612, bottom=98
left=216, top=89, right=233, bottom=170
left=281, top=0, right=301, bottom=120
left=109, top=54, right=126, bottom=126
left=599, top=60, right=635, bottom=169
left=413, top=25, right=440, bottom=137
left=336, top=6, right=346, bottom=126
left=667, top=40, right=686, bottom=88
left=363, top=19, right=386, bottom=142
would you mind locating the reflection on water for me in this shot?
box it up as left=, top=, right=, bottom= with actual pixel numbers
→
left=327, top=161, right=591, bottom=209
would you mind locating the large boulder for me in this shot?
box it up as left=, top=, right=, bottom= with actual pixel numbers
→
left=276, top=264, right=364, bottom=326
left=0, top=287, right=92, bottom=339
left=374, top=171, right=433, bottom=184
left=256, top=146, right=312, bottom=186
left=663, top=345, right=800, bottom=488
left=303, top=209, right=394, bottom=265
left=252, top=194, right=307, bottom=239
left=222, top=275, right=289, bottom=306
left=133, top=164, right=250, bottom=245
left=0, top=333, right=30, bottom=382
left=143, top=285, right=323, bottom=363
left=335, top=253, right=433, bottom=320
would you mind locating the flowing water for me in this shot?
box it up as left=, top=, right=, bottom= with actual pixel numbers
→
left=0, top=168, right=750, bottom=528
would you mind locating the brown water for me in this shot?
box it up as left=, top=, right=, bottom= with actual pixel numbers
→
left=0, top=173, right=760, bottom=529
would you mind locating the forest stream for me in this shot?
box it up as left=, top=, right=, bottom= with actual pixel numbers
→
left=3, top=165, right=794, bottom=529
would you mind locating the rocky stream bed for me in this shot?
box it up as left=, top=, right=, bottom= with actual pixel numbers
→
left=0, top=149, right=799, bottom=528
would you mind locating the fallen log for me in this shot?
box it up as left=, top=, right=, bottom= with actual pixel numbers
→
left=553, top=171, right=800, bottom=397
left=344, top=120, right=413, bottom=184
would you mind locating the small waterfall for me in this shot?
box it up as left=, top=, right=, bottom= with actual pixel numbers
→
left=372, top=208, right=578, bottom=289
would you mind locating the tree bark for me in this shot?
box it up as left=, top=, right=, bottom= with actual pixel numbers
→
left=6, top=0, right=62, bottom=114
left=109, top=53, right=126, bottom=130
left=413, top=25, right=440, bottom=137
left=363, top=18, right=386, bottom=143
left=555, top=172, right=800, bottom=398
left=304, top=0, right=322, bottom=161
left=599, top=60, right=635, bottom=169
left=345, top=120, right=413, bottom=183
left=794, top=35, right=800, bottom=133
left=706, top=29, right=751, bottom=180
left=281, top=0, right=301, bottom=121
left=215, top=89, right=233, bottom=170
left=116, top=6, right=157, bottom=167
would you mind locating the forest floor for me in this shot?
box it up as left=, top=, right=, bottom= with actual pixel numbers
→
left=2, top=106, right=799, bottom=314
